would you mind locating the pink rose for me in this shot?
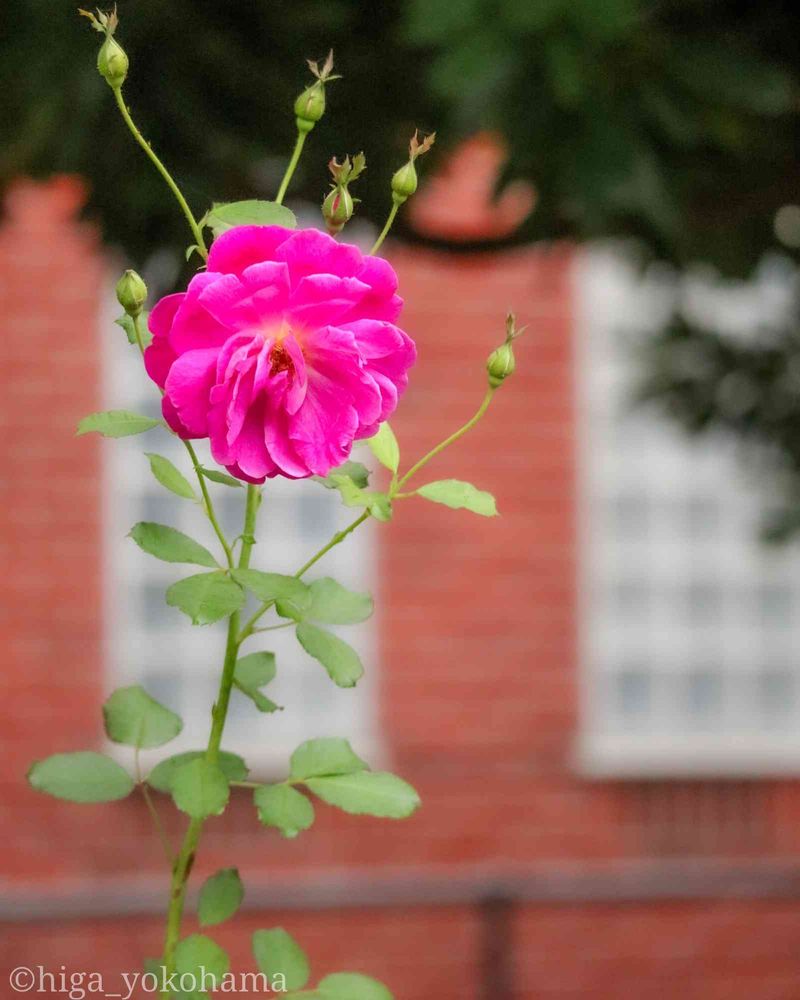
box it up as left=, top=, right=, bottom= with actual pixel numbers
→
left=144, top=225, right=416, bottom=482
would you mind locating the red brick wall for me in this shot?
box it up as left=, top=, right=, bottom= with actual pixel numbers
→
left=3, top=177, right=800, bottom=999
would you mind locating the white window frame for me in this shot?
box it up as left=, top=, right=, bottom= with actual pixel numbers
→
left=575, top=246, right=800, bottom=777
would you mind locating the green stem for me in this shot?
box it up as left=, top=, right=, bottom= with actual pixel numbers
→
left=113, top=87, right=207, bottom=258
left=370, top=200, right=400, bottom=255
left=131, top=315, right=233, bottom=568
left=184, top=443, right=234, bottom=568
left=395, top=388, right=495, bottom=491
left=275, top=131, right=307, bottom=206
left=239, top=511, right=368, bottom=642
left=159, top=485, right=261, bottom=995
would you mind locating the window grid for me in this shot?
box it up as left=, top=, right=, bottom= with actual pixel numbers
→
left=576, top=249, right=800, bottom=775
left=101, top=287, right=381, bottom=776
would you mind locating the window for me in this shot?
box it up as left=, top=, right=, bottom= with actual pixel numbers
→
left=576, top=248, right=800, bottom=775
left=102, top=287, right=380, bottom=775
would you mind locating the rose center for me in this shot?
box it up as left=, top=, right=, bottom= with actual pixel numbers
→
left=269, top=343, right=295, bottom=380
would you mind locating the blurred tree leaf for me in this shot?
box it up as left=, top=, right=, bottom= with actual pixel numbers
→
left=0, top=0, right=797, bottom=277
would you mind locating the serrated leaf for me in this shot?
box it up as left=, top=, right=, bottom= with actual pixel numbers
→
left=234, top=652, right=281, bottom=713
left=166, top=572, right=245, bottom=625
left=147, top=750, right=248, bottom=793
left=252, top=928, right=310, bottom=991
left=290, top=738, right=368, bottom=781
left=303, top=578, right=373, bottom=625
left=76, top=410, right=161, bottom=438
left=316, top=461, right=371, bottom=490
left=145, top=453, right=196, bottom=500
left=198, top=868, right=244, bottom=927
left=366, top=422, right=399, bottom=473
left=28, top=752, right=134, bottom=803
left=200, top=467, right=244, bottom=488
left=295, top=623, right=364, bottom=688
left=254, top=784, right=315, bottom=838
left=305, top=771, right=420, bottom=819
left=171, top=758, right=230, bottom=818
left=233, top=569, right=311, bottom=618
left=416, top=479, right=497, bottom=516
left=174, top=934, right=229, bottom=988
left=103, top=685, right=182, bottom=749
left=204, top=200, right=296, bottom=237
left=317, top=973, right=394, bottom=1000
left=130, top=523, right=218, bottom=567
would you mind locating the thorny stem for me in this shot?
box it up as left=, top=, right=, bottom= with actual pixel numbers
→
left=276, top=131, right=307, bottom=206
left=159, top=485, right=260, bottom=996
left=113, top=87, right=207, bottom=258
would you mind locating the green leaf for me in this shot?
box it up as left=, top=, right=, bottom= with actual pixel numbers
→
left=28, top=752, right=134, bottom=803
left=254, top=784, right=315, bottom=838
left=103, top=685, right=182, bottom=749
left=171, top=758, right=230, bottom=818
left=166, top=572, right=245, bottom=625
left=174, top=934, right=229, bottom=988
left=235, top=651, right=277, bottom=688
left=316, top=461, right=371, bottom=490
left=366, top=422, right=399, bottom=473
left=317, top=973, right=394, bottom=1000
left=145, top=453, right=197, bottom=500
left=295, top=623, right=364, bottom=688
left=305, top=771, right=421, bottom=819
left=130, top=522, right=218, bottom=568
left=252, top=928, right=310, bottom=991
left=290, top=738, right=368, bottom=781
left=416, top=479, right=498, bottom=516
left=147, top=751, right=248, bottom=793
left=76, top=410, right=161, bottom=438
left=204, top=200, right=297, bottom=236
left=319, top=474, right=391, bottom=520
left=233, top=569, right=311, bottom=618
left=234, top=652, right=281, bottom=713
left=200, top=467, right=244, bottom=488
left=303, top=577, right=373, bottom=625
left=198, top=868, right=244, bottom=927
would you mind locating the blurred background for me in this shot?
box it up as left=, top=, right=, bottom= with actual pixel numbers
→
left=3, top=1, right=800, bottom=997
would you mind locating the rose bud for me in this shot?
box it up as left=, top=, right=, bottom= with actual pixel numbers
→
left=487, top=312, right=525, bottom=389
left=79, top=7, right=128, bottom=89
left=294, top=50, right=340, bottom=133
left=321, top=153, right=365, bottom=235
left=322, top=187, right=354, bottom=235
left=115, top=269, right=147, bottom=317
left=390, top=130, right=436, bottom=205
left=97, top=33, right=129, bottom=89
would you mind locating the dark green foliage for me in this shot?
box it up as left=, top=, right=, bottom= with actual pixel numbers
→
left=2, top=1, right=798, bottom=275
